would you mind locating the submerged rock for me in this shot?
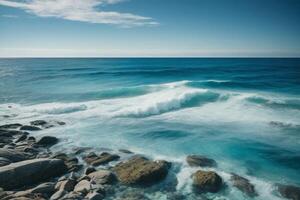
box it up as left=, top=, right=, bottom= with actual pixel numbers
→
left=114, top=156, right=171, bottom=186
left=20, top=125, right=41, bottom=131
left=119, top=149, right=133, bottom=154
left=230, top=173, right=257, bottom=197
left=0, top=123, right=22, bottom=129
left=192, top=170, right=222, bottom=193
left=36, top=136, right=59, bottom=147
left=91, top=152, right=120, bottom=166
left=186, top=155, right=216, bottom=167
left=0, top=158, right=67, bottom=190
left=277, top=184, right=300, bottom=200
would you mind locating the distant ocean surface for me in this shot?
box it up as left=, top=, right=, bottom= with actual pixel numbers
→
left=1, top=58, right=300, bottom=199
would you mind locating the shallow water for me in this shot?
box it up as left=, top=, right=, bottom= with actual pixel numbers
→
left=0, top=58, right=300, bottom=199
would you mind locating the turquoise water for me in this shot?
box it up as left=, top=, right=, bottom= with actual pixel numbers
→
left=0, top=58, right=300, bottom=199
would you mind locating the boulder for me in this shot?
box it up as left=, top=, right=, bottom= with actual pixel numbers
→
left=192, top=170, right=222, bottom=193
left=85, top=191, right=104, bottom=200
left=15, top=134, right=27, bottom=143
left=88, top=170, right=116, bottom=185
left=83, top=152, right=99, bottom=164
left=186, top=155, right=216, bottom=167
left=20, top=125, right=41, bottom=131
left=36, top=136, right=58, bottom=147
left=0, top=129, right=25, bottom=137
left=91, top=152, right=120, bottom=166
left=30, top=182, right=55, bottom=195
left=74, top=180, right=91, bottom=194
left=0, top=158, right=67, bottom=190
left=58, top=179, right=77, bottom=192
left=114, top=156, right=171, bottom=186
left=119, top=149, right=133, bottom=154
left=85, top=167, right=96, bottom=175
left=0, top=123, right=22, bottom=129
left=277, top=184, right=300, bottom=200
left=230, top=173, right=257, bottom=197
left=50, top=189, right=67, bottom=200
left=0, top=157, right=11, bottom=167
left=0, top=148, right=28, bottom=162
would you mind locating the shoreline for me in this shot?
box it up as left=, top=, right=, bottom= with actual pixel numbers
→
left=0, top=120, right=299, bottom=200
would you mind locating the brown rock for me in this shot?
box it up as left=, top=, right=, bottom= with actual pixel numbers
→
left=186, top=155, right=216, bottom=167
left=114, top=156, right=171, bottom=186
left=192, top=170, right=222, bottom=193
left=230, top=173, right=257, bottom=197
left=91, top=152, right=120, bottom=166
left=88, top=170, right=116, bottom=185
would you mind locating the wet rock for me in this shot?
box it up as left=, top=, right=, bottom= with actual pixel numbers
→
left=58, top=179, right=77, bottom=192
left=86, top=191, right=104, bottom=200
left=56, top=121, right=66, bottom=126
left=119, top=191, right=150, bottom=200
left=0, top=158, right=67, bottom=190
left=119, top=149, right=133, bottom=154
left=0, top=157, right=11, bottom=167
left=30, top=182, right=55, bottom=196
left=0, top=148, right=28, bottom=162
left=230, top=173, right=257, bottom=197
left=186, top=155, right=216, bottom=167
left=36, top=136, right=58, bottom=147
left=91, top=152, right=120, bottom=166
left=114, top=156, right=171, bottom=186
left=27, top=136, right=36, bottom=142
left=30, top=120, right=48, bottom=126
left=50, top=189, right=67, bottom=200
left=0, top=129, right=25, bottom=137
left=0, top=123, right=22, bottom=129
left=74, top=180, right=91, bottom=194
left=88, top=170, right=116, bottom=185
left=192, top=170, right=222, bottom=193
left=277, top=184, right=300, bottom=200
left=20, top=125, right=41, bottom=131
left=83, top=152, right=99, bottom=164
left=73, top=147, right=92, bottom=155
left=15, top=134, right=27, bottom=143
left=85, top=167, right=96, bottom=175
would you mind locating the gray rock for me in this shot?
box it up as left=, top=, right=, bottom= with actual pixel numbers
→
left=36, top=136, right=58, bottom=147
left=186, top=155, right=216, bottom=167
left=30, top=182, right=55, bottom=195
left=85, top=167, right=96, bottom=175
left=50, top=189, right=67, bottom=200
left=86, top=191, right=104, bottom=200
left=60, top=191, right=84, bottom=200
left=15, top=134, right=27, bottom=143
left=277, top=184, right=300, bottom=200
left=192, top=170, right=222, bottom=193
left=20, top=125, right=41, bottom=131
left=91, top=152, right=120, bottom=166
left=74, top=180, right=91, bottom=194
left=88, top=170, right=116, bottom=185
left=230, top=173, right=257, bottom=197
left=0, top=157, right=11, bottom=167
left=0, top=148, right=28, bottom=162
left=114, top=156, right=171, bottom=186
left=0, top=123, right=22, bottom=129
left=119, top=149, right=133, bottom=154
left=59, top=179, right=77, bottom=192
left=0, top=158, right=67, bottom=190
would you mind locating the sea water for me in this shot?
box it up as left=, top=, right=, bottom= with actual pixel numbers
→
left=0, top=58, right=300, bottom=199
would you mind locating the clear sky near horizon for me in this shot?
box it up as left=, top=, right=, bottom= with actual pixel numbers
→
left=0, top=0, right=300, bottom=57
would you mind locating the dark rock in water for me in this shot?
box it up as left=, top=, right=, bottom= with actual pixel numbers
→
left=56, top=121, right=66, bottom=126
left=277, top=184, right=300, bottom=200
left=230, top=173, right=257, bottom=197
left=88, top=169, right=116, bottom=185
left=0, top=123, right=22, bottom=129
left=119, top=191, right=150, bottom=200
left=0, top=148, right=28, bottom=162
left=114, top=156, right=171, bottom=186
left=0, top=157, right=11, bottom=167
left=91, top=152, right=120, bottom=166
left=192, top=170, right=222, bottom=193
left=83, top=152, right=99, bottom=164
left=73, top=147, right=92, bottom=155
left=186, top=155, right=217, bottom=167
left=0, top=129, right=25, bottom=137
left=30, top=120, right=47, bottom=126
left=85, top=167, right=96, bottom=175
left=27, top=136, right=36, bottom=142
left=167, top=192, right=186, bottom=200
left=0, top=158, right=67, bottom=190
left=20, top=125, right=41, bottom=131
left=119, top=149, right=133, bottom=154
left=30, top=182, right=55, bottom=196
left=36, top=136, right=58, bottom=147
left=50, top=189, right=67, bottom=200
left=15, top=134, right=27, bottom=143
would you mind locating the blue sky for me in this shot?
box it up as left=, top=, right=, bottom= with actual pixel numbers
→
left=0, top=0, right=300, bottom=57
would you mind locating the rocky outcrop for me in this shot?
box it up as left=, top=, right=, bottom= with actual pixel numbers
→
left=20, top=125, right=41, bottom=131
left=114, top=156, right=171, bottom=186
left=230, top=173, right=257, bottom=197
left=0, top=158, right=67, bottom=190
left=36, top=136, right=58, bottom=147
left=186, top=155, right=216, bottom=167
left=83, top=152, right=120, bottom=166
left=88, top=170, right=116, bottom=185
left=277, top=184, right=300, bottom=200
left=0, top=148, right=28, bottom=162
left=192, top=170, right=222, bottom=193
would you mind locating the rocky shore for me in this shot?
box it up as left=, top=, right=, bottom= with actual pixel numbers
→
left=0, top=121, right=300, bottom=200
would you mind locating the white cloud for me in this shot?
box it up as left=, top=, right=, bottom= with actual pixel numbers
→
left=0, top=0, right=158, bottom=27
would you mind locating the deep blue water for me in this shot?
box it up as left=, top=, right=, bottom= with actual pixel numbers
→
left=0, top=58, right=300, bottom=199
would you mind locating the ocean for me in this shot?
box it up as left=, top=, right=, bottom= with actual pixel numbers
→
left=1, top=58, right=300, bottom=199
